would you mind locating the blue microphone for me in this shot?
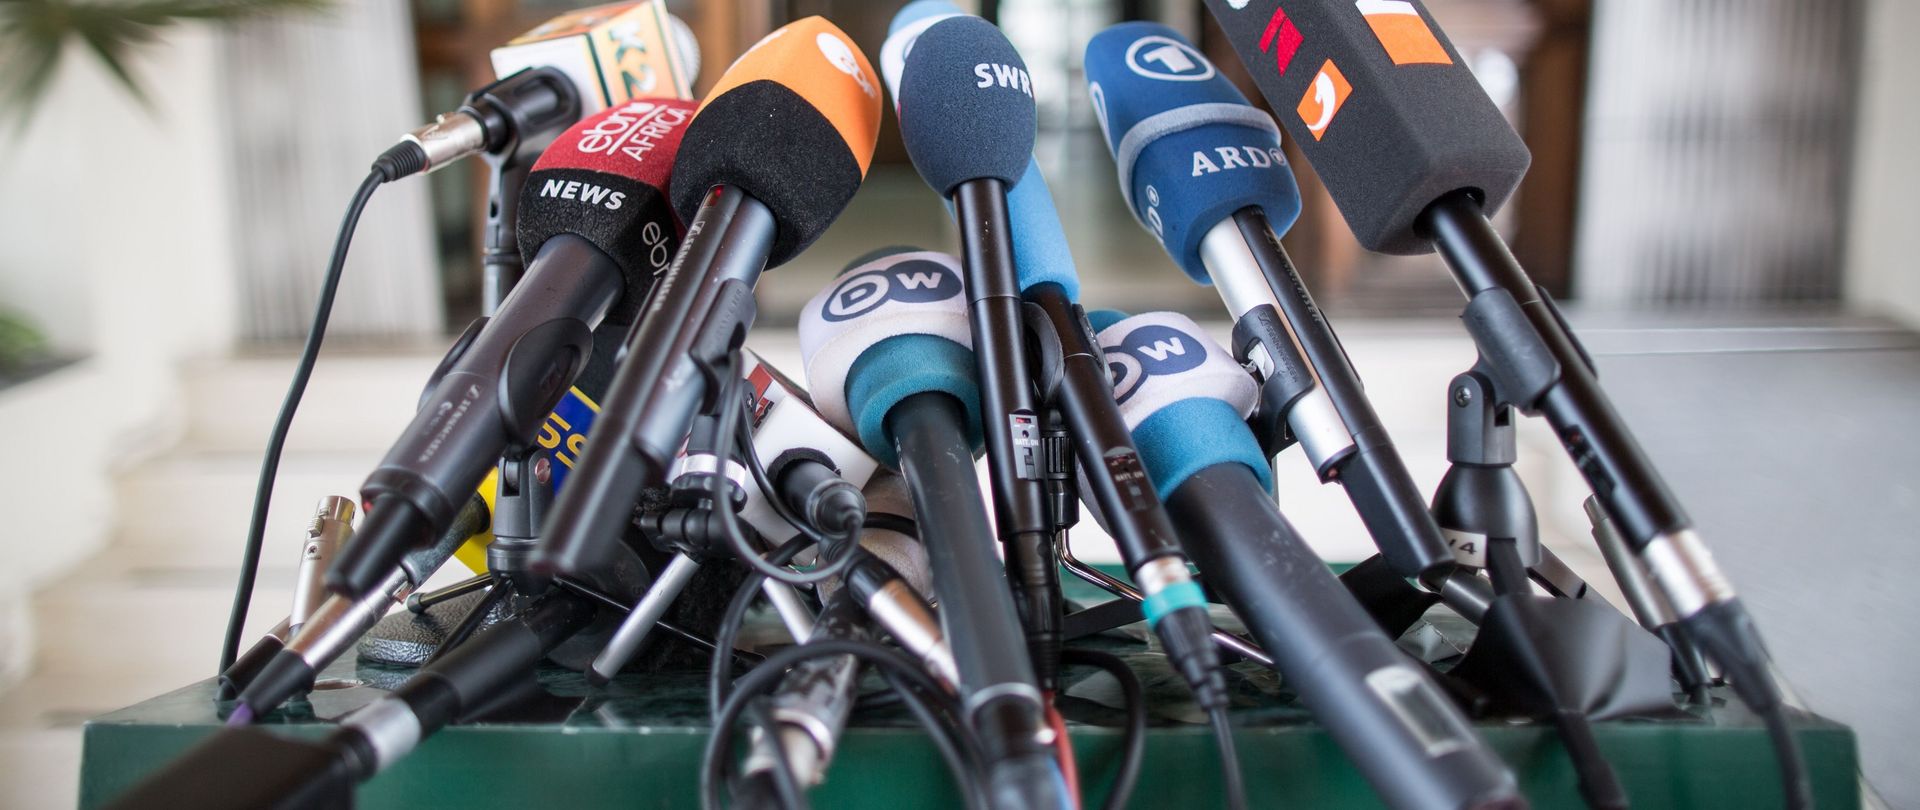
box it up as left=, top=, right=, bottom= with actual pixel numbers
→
left=800, top=247, right=1065, bottom=810
left=1085, top=22, right=1301, bottom=282
left=1095, top=311, right=1523, bottom=810
left=894, top=16, right=1035, bottom=196
left=878, top=4, right=1075, bottom=302
left=1085, top=22, right=1463, bottom=589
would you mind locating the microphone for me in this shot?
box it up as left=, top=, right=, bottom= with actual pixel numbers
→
left=381, top=3, right=701, bottom=181
left=589, top=351, right=877, bottom=683
left=110, top=592, right=597, bottom=810
left=1199, top=5, right=1798, bottom=778
left=1196, top=0, right=1526, bottom=255
left=234, top=496, right=491, bottom=722
left=216, top=496, right=355, bottom=699
left=884, top=8, right=1074, bottom=693
left=326, top=98, right=695, bottom=600
left=1091, top=310, right=1523, bottom=810
left=799, top=248, right=1065, bottom=810
left=1084, top=22, right=1466, bottom=590
left=833, top=471, right=957, bottom=690
left=533, top=16, right=882, bottom=577
left=490, top=2, right=700, bottom=113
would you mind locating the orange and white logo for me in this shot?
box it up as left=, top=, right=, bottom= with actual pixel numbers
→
left=1296, top=60, right=1351, bottom=141
left=1355, top=0, right=1451, bottom=66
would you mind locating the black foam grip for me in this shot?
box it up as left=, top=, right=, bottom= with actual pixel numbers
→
left=669, top=81, right=865, bottom=268
left=1201, top=0, right=1530, bottom=254
left=516, top=167, right=677, bottom=326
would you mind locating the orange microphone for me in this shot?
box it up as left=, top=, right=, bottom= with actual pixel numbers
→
left=535, top=17, right=883, bottom=575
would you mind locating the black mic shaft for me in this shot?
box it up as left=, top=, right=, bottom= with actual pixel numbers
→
left=534, top=17, right=883, bottom=576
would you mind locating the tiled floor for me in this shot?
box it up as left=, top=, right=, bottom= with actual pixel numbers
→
left=3, top=312, right=1914, bottom=807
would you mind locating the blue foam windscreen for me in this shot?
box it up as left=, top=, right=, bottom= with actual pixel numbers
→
left=888, top=0, right=961, bottom=35
left=897, top=16, right=1036, bottom=195
left=1084, top=308, right=1129, bottom=333
left=1007, top=160, right=1080, bottom=300
left=845, top=334, right=984, bottom=469
left=1083, top=22, right=1302, bottom=284
left=1132, top=397, right=1272, bottom=501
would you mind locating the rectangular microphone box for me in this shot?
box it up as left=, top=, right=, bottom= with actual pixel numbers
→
left=491, top=1, right=695, bottom=114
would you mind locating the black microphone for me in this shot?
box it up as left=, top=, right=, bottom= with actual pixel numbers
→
left=233, top=495, right=490, bottom=723
left=108, top=592, right=597, bottom=810
left=216, top=496, right=355, bottom=699
left=1090, top=309, right=1523, bottom=810
left=376, top=5, right=701, bottom=182
left=885, top=11, right=1068, bottom=691
left=799, top=248, right=1066, bottom=810
left=1199, top=3, right=1799, bottom=783
left=589, top=352, right=878, bottom=683
left=326, top=97, right=696, bottom=600
left=533, top=16, right=884, bottom=577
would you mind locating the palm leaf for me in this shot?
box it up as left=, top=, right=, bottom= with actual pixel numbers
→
left=0, top=0, right=330, bottom=130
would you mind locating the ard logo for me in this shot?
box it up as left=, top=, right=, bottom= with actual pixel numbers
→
left=1125, top=35, right=1216, bottom=82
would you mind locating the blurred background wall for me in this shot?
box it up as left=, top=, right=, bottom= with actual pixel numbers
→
left=0, top=0, right=1916, bottom=804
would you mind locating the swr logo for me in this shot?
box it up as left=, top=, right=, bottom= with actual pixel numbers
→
left=1104, top=324, right=1205, bottom=403
left=1296, top=60, right=1351, bottom=141
left=821, top=259, right=962, bottom=322
left=973, top=63, right=1034, bottom=97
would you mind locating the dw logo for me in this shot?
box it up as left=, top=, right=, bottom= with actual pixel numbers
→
left=822, top=259, right=962, bottom=322
left=1105, top=324, right=1205, bottom=403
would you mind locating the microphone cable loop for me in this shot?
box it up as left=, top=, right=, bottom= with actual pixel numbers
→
left=219, top=169, right=387, bottom=675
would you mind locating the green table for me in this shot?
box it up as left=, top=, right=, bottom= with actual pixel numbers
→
left=80, top=578, right=1859, bottom=808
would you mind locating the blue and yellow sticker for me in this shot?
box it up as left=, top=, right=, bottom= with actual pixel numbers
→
left=453, top=386, right=602, bottom=573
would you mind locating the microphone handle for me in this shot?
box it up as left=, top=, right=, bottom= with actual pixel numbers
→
left=1202, top=208, right=1455, bottom=583
left=950, top=178, right=1063, bottom=686
left=481, top=156, right=531, bottom=315
left=338, top=234, right=624, bottom=598
left=1165, top=463, right=1522, bottom=810
left=884, top=392, right=1055, bottom=781
left=539, top=185, right=772, bottom=575
left=335, top=593, right=597, bottom=781
left=740, top=591, right=874, bottom=791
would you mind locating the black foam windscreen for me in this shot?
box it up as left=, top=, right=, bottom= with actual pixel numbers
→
left=669, top=80, right=866, bottom=267
left=516, top=98, right=695, bottom=320
left=1201, top=0, right=1530, bottom=254
left=896, top=15, right=1037, bottom=195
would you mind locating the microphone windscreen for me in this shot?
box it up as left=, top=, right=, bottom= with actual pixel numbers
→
left=1084, top=23, right=1301, bottom=283
left=669, top=16, right=883, bottom=267
left=1199, top=0, right=1530, bottom=254
left=897, top=16, right=1037, bottom=195
left=1007, top=160, right=1080, bottom=299
left=1095, top=311, right=1270, bottom=497
left=879, top=1, right=965, bottom=109
left=799, top=249, right=981, bottom=468
left=517, top=97, right=694, bottom=314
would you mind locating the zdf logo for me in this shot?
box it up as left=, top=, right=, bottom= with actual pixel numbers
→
left=1125, top=35, right=1216, bottom=82
left=1104, top=324, right=1205, bottom=403
left=821, top=259, right=963, bottom=322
